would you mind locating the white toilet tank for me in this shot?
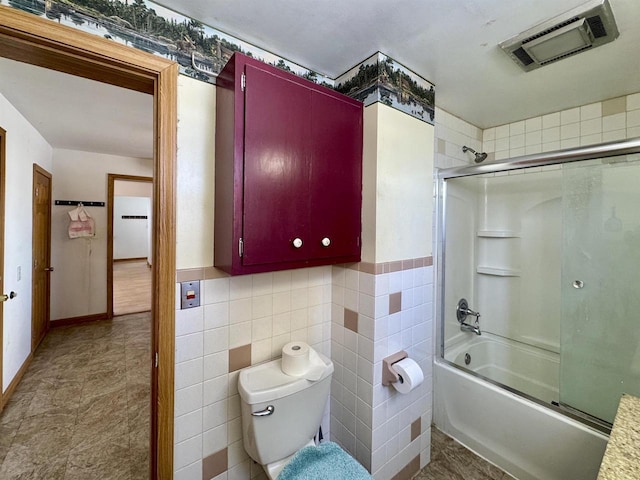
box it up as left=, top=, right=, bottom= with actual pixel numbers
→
left=238, top=353, right=333, bottom=466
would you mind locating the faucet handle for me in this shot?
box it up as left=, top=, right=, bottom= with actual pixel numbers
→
left=456, top=298, right=480, bottom=323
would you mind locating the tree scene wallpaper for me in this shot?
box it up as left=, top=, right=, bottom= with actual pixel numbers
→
left=4, top=0, right=435, bottom=123
left=335, top=52, right=435, bottom=124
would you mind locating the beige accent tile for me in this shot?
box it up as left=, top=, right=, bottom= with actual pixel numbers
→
left=425, top=256, right=434, bottom=267
left=411, top=417, right=422, bottom=442
left=203, top=448, right=228, bottom=480
left=344, top=308, right=358, bottom=333
left=389, top=261, right=403, bottom=273
left=389, top=292, right=402, bottom=314
left=602, top=96, right=627, bottom=117
left=228, top=344, right=251, bottom=372
left=402, top=259, right=414, bottom=270
left=204, top=267, right=229, bottom=279
left=177, top=268, right=204, bottom=283
left=391, top=455, right=421, bottom=480
left=359, top=262, right=376, bottom=274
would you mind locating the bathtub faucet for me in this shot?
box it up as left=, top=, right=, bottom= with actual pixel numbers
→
left=460, top=320, right=482, bottom=336
left=456, top=298, right=482, bottom=335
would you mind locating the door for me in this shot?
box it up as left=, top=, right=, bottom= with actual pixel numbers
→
left=560, top=158, right=640, bottom=424
left=32, top=164, right=51, bottom=350
left=309, top=90, right=362, bottom=259
left=242, top=63, right=311, bottom=266
left=0, top=128, right=5, bottom=410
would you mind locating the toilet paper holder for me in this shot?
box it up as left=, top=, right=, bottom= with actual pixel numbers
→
left=382, top=350, right=408, bottom=386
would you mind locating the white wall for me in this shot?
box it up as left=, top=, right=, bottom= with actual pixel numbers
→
left=176, top=75, right=216, bottom=270
left=50, top=149, right=152, bottom=321
left=0, top=92, right=53, bottom=391
left=362, top=103, right=434, bottom=263
left=113, top=196, right=150, bottom=260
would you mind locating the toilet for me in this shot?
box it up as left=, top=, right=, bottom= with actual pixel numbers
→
left=238, top=352, right=334, bottom=479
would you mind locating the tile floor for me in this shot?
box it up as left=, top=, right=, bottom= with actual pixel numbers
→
left=0, top=312, right=151, bottom=479
left=413, top=427, right=515, bottom=480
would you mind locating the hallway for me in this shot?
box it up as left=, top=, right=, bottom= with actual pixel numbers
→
left=0, top=312, right=151, bottom=479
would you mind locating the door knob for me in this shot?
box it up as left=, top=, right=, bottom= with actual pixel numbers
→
left=0, top=291, right=17, bottom=302
left=292, top=238, right=303, bottom=249
left=321, top=237, right=331, bottom=247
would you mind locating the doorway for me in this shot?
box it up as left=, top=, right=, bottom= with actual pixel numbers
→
left=31, top=164, right=52, bottom=350
left=0, top=127, right=5, bottom=412
left=108, top=174, right=154, bottom=317
left=0, top=7, right=177, bottom=477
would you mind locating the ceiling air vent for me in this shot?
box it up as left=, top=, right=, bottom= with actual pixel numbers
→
left=500, top=0, right=619, bottom=72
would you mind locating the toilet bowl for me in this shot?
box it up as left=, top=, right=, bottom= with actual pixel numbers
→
left=237, top=352, right=334, bottom=479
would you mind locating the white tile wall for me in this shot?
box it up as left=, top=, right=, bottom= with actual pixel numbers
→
left=330, top=264, right=433, bottom=480
left=484, top=93, right=640, bottom=160
left=174, top=266, right=333, bottom=480
left=434, top=107, right=483, bottom=169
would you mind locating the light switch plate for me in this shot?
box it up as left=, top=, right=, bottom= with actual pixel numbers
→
left=180, top=281, right=200, bottom=309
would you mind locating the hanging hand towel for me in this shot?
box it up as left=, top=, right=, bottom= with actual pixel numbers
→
left=68, top=204, right=95, bottom=238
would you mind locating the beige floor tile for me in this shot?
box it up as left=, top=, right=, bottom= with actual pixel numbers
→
left=0, top=312, right=152, bottom=478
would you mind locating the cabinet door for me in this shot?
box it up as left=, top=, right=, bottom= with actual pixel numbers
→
left=242, top=64, right=311, bottom=266
left=308, top=90, right=362, bottom=259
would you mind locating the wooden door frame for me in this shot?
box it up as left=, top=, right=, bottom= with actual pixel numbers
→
left=0, top=6, right=176, bottom=478
left=107, top=174, right=153, bottom=318
left=31, top=164, right=52, bottom=350
left=0, top=127, right=5, bottom=412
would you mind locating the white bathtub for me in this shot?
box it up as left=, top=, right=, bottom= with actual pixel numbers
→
left=434, top=334, right=609, bottom=480
left=445, top=333, right=559, bottom=403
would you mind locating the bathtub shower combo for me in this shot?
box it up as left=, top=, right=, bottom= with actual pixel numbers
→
left=434, top=138, right=640, bottom=480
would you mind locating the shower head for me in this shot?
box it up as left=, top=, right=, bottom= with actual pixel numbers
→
left=462, top=146, right=488, bottom=163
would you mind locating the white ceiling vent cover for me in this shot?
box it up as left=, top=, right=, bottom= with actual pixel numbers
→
left=500, top=0, right=619, bottom=72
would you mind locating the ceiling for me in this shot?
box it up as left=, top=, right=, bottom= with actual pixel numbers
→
left=158, top=0, right=640, bottom=128
left=0, top=57, right=153, bottom=158
left=0, top=0, right=638, bottom=157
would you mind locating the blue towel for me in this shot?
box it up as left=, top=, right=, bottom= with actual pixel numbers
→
left=277, top=441, right=372, bottom=480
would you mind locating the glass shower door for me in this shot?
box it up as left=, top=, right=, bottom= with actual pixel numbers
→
left=560, top=157, right=640, bottom=424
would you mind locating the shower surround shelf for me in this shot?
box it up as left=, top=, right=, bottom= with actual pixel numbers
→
left=477, top=266, right=521, bottom=277
left=477, top=230, right=521, bottom=238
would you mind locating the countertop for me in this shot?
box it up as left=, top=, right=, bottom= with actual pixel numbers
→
left=597, top=394, right=640, bottom=480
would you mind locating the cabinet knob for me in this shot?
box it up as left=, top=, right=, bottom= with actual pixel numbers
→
left=321, top=237, right=331, bottom=247
left=292, top=238, right=303, bottom=249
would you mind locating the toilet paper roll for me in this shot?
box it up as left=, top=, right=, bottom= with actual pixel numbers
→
left=281, top=342, right=327, bottom=381
left=282, top=342, right=311, bottom=377
left=391, top=358, right=424, bottom=394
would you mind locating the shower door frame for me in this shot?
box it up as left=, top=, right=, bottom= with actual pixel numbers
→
left=434, top=136, right=640, bottom=434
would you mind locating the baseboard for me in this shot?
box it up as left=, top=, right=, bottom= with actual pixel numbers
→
left=114, top=257, right=148, bottom=263
left=1, top=351, right=34, bottom=410
left=50, top=312, right=109, bottom=328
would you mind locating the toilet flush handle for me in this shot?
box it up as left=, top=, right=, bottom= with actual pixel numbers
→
left=252, top=405, right=275, bottom=417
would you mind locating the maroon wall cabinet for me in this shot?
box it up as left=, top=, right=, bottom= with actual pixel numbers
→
left=215, top=53, right=363, bottom=275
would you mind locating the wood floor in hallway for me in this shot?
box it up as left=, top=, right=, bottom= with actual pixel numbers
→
left=0, top=312, right=151, bottom=479
left=114, top=260, right=152, bottom=316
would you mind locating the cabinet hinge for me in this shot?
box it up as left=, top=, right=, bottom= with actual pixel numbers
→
left=239, top=238, right=244, bottom=257
left=241, top=73, right=246, bottom=91
left=155, top=352, right=159, bottom=368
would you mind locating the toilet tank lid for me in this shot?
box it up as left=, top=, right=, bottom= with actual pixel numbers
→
left=238, top=353, right=333, bottom=404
